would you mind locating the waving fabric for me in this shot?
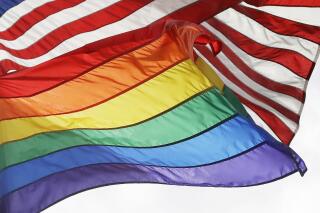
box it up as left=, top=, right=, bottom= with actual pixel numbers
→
left=0, top=0, right=318, bottom=212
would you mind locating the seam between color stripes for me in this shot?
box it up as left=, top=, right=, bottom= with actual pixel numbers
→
left=0, top=140, right=267, bottom=199
left=1, top=86, right=215, bottom=145
left=0, top=114, right=238, bottom=171
left=0, top=57, right=189, bottom=121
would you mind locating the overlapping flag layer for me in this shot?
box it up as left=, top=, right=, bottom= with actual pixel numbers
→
left=0, top=0, right=319, bottom=212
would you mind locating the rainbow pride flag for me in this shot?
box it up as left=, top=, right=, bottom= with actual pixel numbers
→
left=0, top=20, right=306, bottom=213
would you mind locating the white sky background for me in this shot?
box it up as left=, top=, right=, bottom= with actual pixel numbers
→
left=44, top=7, right=320, bottom=213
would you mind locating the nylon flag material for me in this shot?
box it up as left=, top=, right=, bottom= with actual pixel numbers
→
left=0, top=0, right=318, bottom=213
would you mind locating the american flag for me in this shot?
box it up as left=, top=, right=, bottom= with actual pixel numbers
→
left=196, top=1, right=320, bottom=144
